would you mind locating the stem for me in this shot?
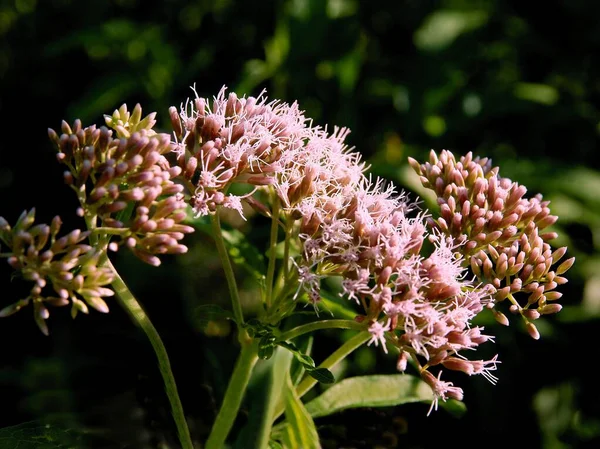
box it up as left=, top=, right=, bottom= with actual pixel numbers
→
left=265, top=196, right=281, bottom=309
left=272, top=330, right=371, bottom=422
left=91, top=227, right=131, bottom=235
left=106, top=258, right=194, bottom=449
left=210, top=211, right=245, bottom=327
left=278, top=319, right=365, bottom=342
left=205, top=336, right=259, bottom=449
left=282, top=220, right=292, bottom=282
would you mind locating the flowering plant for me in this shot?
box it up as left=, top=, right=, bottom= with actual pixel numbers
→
left=0, top=86, right=574, bottom=448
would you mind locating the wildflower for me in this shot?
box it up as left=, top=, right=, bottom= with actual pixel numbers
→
left=169, top=86, right=366, bottom=220
left=367, top=319, right=391, bottom=353
left=292, top=163, right=498, bottom=405
left=420, top=369, right=464, bottom=415
left=0, top=209, right=115, bottom=334
left=409, top=150, right=574, bottom=337
left=48, top=105, right=194, bottom=266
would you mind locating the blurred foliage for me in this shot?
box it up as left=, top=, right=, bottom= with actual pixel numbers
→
left=1, top=0, right=599, bottom=448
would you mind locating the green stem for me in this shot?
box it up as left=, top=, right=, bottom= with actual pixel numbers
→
left=272, top=330, right=371, bottom=422
left=205, top=335, right=259, bottom=449
left=278, top=319, right=365, bottom=342
left=107, top=258, right=194, bottom=449
left=265, top=196, right=280, bottom=308
left=282, top=220, right=292, bottom=282
left=91, top=227, right=131, bottom=235
left=210, top=211, right=245, bottom=327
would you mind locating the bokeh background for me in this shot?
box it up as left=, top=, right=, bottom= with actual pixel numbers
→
left=0, top=0, right=598, bottom=448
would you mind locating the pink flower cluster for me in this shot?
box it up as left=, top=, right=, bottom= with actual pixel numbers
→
left=0, top=209, right=115, bottom=335
left=409, top=150, right=574, bottom=339
left=170, top=88, right=491, bottom=408
left=49, top=110, right=194, bottom=266
left=169, top=86, right=365, bottom=220
left=168, top=86, right=571, bottom=410
left=295, top=176, right=499, bottom=411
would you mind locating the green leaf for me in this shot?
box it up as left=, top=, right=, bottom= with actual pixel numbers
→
left=0, top=421, right=83, bottom=448
left=275, top=340, right=333, bottom=384
left=237, top=347, right=293, bottom=449
left=192, top=304, right=235, bottom=330
left=281, top=375, right=321, bottom=449
left=113, top=198, right=136, bottom=227
left=439, top=398, right=467, bottom=418
left=221, top=228, right=267, bottom=281
left=291, top=336, right=313, bottom=386
left=304, top=374, right=434, bottom=418
left=294, top=353, right=316, bottom=369
left=258, top=338, right=276, bottom=360
left=188, top=217, right=266, bottom=281
left=276, top=341, right=316, bottom=368
left=318, top=288, right=359, bottom=320
left=306, top=368, right=335, bottom=385
left=414, top=10, right=489, bottom=51
left=275, top=340, right=298, bottom=352
left=268, top=440, right=284, bottom=449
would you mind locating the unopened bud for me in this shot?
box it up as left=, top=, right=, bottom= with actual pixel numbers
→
left=526, top=322, right=540, bottom=340
left=492, top=309, right=510, bottom=326
left=556, top=257, right=575, bottom=275
left=539, top=303, right=562, bottom=315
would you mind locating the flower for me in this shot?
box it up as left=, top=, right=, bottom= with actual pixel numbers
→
left=0, top=209, right=115, bottom=334
left=293, top=167, right=498, bottom=407
left=48, top=107, right=194, bottom=266
left=169, top=85, right=366, bottom=220
left=409, top=150, right=574, bottom=338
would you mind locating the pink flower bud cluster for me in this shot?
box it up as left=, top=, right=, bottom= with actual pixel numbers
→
left=48, top=108, right=194, bottom=266
left=169, top=86, right=365, bottom=219
left=0, top=209, right=115, bottom=334
left=409, top=150, right=575, bottom=339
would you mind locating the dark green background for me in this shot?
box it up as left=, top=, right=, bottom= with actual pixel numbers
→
left=0, top=0, right=598, bottom=448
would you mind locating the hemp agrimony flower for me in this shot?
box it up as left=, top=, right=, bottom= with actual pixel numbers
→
left=0, top=85, right=575, bottom=449
left=295, top=176, right=499, bottom=410
left=48, top=104, right=194, bottom=266
left=409, top=150, right=575, bottom=339
left=0, top=209, right=114, bottom=335
left=168, top=85, right=365, bottom=220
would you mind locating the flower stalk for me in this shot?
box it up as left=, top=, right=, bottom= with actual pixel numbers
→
left=278, top=319, right=365, bottom=342
left=265, top=196, right=281, bottom=309
left=204, top=334, right=259, bottom=449
left=106, top=258, right=194, bottom=449
left=210, top=211, right=245, bottom=327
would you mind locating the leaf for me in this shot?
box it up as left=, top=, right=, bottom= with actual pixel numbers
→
left=305, top=368, right=335, bottom=385
left=258, top=345, right=275, bottom=360
left=293, top=353, right=316, bottom=369
left=276, top=341, right=315, bottom=368
left=414, top=10, right=489, bottom=51
left=318, top=288, right=359, bottom=320
left=113, top=199, right=136, bottom=227
left=291, top=336, right=313, bottom=386
left=236, top=347, right=294, bottom=449
left=275, top=341, right=333, bottom=384
left=304, top=374, right=434, bottom=418
left=281, top=375, right=321, bottom=449
left=221, top=228, right=267, bottom=281
left=0, top=421, right=82, bottom=448
left=439, top=398, right=467, bottom=418
left=192, top=304, right=235, bottom=330
left=188, top=216, right=267, bottom=281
